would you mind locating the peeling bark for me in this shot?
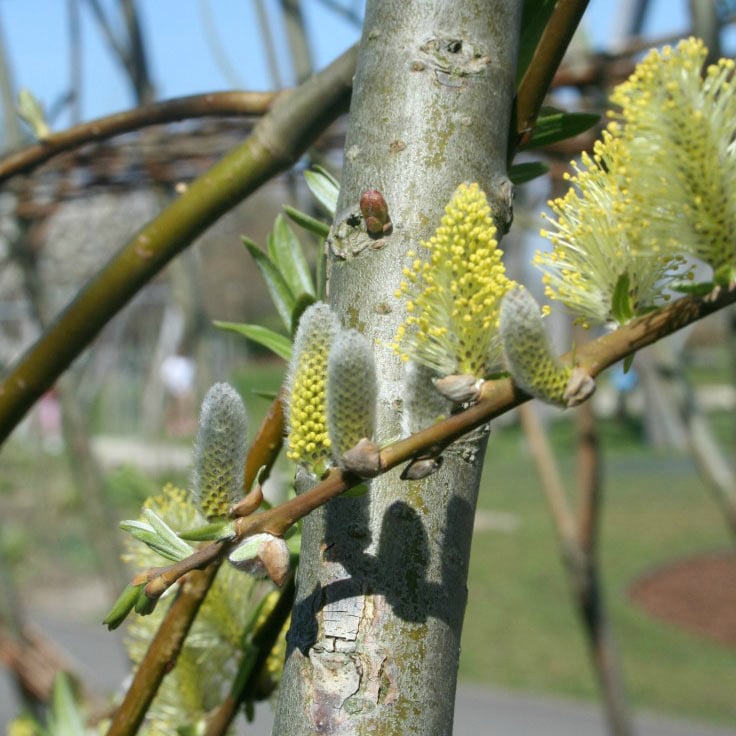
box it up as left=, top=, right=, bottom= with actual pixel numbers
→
left=273, top=2, right=522, bottom=733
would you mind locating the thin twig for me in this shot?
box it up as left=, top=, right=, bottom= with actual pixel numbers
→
left=204, top=574, right=296, bottom=736
left=105, top=564, right=220, bottom=736
left=514, top=0, right=591, bottom=146
left=0, top=45, right=357, bottom=446
left=0, top=90, right=280, bottom=184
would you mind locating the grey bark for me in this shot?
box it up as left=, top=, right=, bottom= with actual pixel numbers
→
left=273, top=2, right=522, bottom=734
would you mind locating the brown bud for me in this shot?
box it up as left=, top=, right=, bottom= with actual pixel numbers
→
left=400, top=455, right=443, bottom=480
left=433, top=374, right=482, bottom=404
left=230, top=484, right=264, bottom=518
left=259, top=536, right=291, bottom=587
left=360, top=189, right=393, bottom=237
left=563, top=367, right=596, bottom=407
left=229, top=533, right=291, bottom=587
left=340, top=437, right=382, bottom=478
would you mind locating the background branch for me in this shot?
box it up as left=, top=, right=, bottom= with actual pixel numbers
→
left=514, top=0, right=591, bottom=146
left=0, top=90, right=279, bottom=183
left=0, top=45, right=357, bottom=446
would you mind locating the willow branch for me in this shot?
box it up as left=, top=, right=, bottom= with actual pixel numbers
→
left=513, top=0, right=590, bottom=146
left=106, top=564, right=220, bottom=736
left=204, top=574, right=296, bottom=736
left=0, top=45, right=357, bottom=446
left=106, top=391, right=286, bottom=734
left=244, top=389, right=285, bottom=491
left=140, top=286, right=736, bottom=597
left=0, top=91, right=280, bottom=184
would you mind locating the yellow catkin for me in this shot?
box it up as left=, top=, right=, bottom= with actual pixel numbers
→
left=393, top=182, right=515, bottom=377
left=535, top=38, right=735, bottom=326
left=285, top=302, right=339, bottom=473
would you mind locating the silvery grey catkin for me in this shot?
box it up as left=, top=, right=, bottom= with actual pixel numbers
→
left=499, top=287, right=594, bottom=408
left=192, top=382, right=248, bottom=519
left=326, top=328, right=377, bottom=460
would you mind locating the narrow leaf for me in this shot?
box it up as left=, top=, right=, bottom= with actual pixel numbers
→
left=304, top=167, right=339, bottom=215
left=49, top=673, right=86, bottom=735
left=283, top=204, right=331, bottom=238
left=671, top=279, right=715, bottom=296
left=269, top=215, right=316, bottom=299
left=242, top=238, right=296, bottom=331
left=251, top=389, right=279, bottom=400
left=103, top=583, right=143, bottom=630
left=509, top=161, right=549, bottom=185
left=612, top=272, right=635, bottom=324
left=214, top=321, right=293, bottom=360
left=522, top=111, right=600, bottom=150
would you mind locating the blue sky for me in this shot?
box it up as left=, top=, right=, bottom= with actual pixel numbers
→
left=0, top=1, right=714, bottom=132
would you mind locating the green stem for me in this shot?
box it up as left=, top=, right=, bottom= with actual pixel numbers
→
left=0, top=45, right=357, bottom=446
left=513, top=0, right=590, bottom=148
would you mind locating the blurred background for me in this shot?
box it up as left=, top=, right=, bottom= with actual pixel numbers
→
left=0, top=1, right=735, bottom=733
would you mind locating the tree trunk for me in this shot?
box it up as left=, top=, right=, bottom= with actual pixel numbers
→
left=273, top=2, right=522, bottom=734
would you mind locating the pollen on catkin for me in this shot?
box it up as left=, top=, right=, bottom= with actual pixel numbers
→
left=327, top=329, right=377, bottom=460
left=284, top=302, right=340, bottom=473
left=535, top=37, right=736, bottom=325
left=393, top=182, right=516, bottom=378
left=609, top=38, right=736, bottom=278
left=191, top=382, right=248, bottom=520
left=500, top=287, right=586, bottom=408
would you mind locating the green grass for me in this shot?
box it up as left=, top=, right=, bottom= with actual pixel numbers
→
left=460, top=417, right=736, bottom=726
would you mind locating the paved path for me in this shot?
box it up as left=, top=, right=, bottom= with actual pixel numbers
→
left=2, top=614, right=734, bottom=735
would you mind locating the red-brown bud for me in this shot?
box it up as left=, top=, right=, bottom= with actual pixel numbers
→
left=360, top=189, right=393, bottom=237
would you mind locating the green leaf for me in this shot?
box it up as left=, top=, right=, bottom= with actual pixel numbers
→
left=283, top=204, right=331, bottom=238
left=612, top=272, right=635, bottom=324
left=623, top=354, right=635, bottom=373
left=509, top=161, right=549, bottom=185
left=134, top=587, right=158, bottom=616
left=671, top=279, right=716, bottom=296
left=269, top=215, right=316, bottom=299
left=290, top=292, right=317, bottom=334
left=103, top=583, right=143, bottom=630
left=242, top=238, right=296, bottom=331
left=214, top=321, right=292, bottom=360
left=304, top=166, right=339, bottom=215
left=48, top=673, right=86, bottom=736
left=516, top=0, right=557, bottom=85
left=178, top=521, right=234, bottom=541
left=251, top=389, right=279, bottom=400
left=522, top=111, right=599, bottom=150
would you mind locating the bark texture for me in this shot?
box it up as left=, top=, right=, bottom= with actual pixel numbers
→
left=273, top=2, right=522, bottom=733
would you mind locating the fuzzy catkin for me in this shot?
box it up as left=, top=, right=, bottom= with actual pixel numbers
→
left=499, top=288, right=571, bottom=407
left=285, top=302, right=340, bottom=471
left=327, top=329, right=377, bottom=459
left=402, top=361, right=452, bottom=435
left=192, top=382, right=248, bottom=519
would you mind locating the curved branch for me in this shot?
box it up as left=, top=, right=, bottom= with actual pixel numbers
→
left=0, top=45, right=357, bottom=446
left=0, top=90, right=281, bottom=184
